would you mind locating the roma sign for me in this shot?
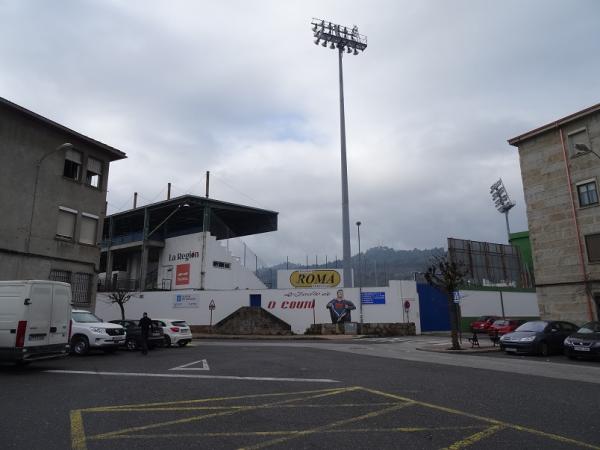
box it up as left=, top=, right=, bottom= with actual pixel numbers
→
left=289, top=270, right=341, bottom=288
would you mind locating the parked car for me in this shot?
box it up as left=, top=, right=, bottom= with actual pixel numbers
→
left=500, top=320, right=579, bottom=356
left=563, top=321, right=600, bottom=360
left=487, top=319, right=525, bottom=337
left=470, top=316, right=499, bottom=333
left=109, top=319, right=164, bottom=351
left=0, top=280, right=71, bottom=363
left=70, top=310, right=126, bottom=355
left=154, top=318, right=193, bottom=347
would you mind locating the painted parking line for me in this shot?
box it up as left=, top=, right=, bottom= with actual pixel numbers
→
left=44, top=369, right=338, bottom=383
left=70, top=386, right=600, bottom=450
left=169, top=359, right=210, bottom=371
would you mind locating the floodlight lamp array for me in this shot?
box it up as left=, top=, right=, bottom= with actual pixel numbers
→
left=490, top=178, right=515, bottom=213
left=311, top=18, right=367, bottom=55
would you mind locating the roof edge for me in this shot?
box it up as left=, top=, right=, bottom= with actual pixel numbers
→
left=0, top=96, right=126, bottom=160
left=508, top=101, right=600, bottom=147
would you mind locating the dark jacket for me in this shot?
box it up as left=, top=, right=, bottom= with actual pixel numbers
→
left=139, top=316, right=153, bottom=335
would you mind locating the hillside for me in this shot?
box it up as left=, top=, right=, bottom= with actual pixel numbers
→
left=256, top=246, right=445, bottom=288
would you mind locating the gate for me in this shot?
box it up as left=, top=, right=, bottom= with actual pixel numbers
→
left=417, top=283, right=450, bottom=331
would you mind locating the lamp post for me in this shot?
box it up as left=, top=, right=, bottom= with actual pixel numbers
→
left=356, top=220, right=363, bottom=325
left=490, top=178, right=515, bottom=242
left=312, top=18, right=367, bottom=288
left=25, top=142, right=73, bottom=254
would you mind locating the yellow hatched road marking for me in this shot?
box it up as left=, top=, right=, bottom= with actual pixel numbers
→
left=69, top=385, right=600, bottom=450
left=88, top=387, right=358, bottom=441
left=239, top=402, right=414, bottom=450
left=70, top=410, right=87, bottom=450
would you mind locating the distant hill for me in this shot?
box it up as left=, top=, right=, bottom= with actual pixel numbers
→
left=256, top=246, right=445, bottom=288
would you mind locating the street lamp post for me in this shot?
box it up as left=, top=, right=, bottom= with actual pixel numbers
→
left=25, top=143, right=73, bottom=254
left=356, top=220, right=363, bottom=325
left=311, top=18, right=367, bottom=288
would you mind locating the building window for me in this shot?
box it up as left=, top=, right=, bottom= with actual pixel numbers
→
left=71, top=273, right=92, bottom=305
left=56, top=207, right=77, bottom=239
left=79, top=213, right=99, bottom=245
left=585, top=234, right=600, bottom=263
left=63, top=149, right=82, bottom=181
left=49, top=269, right=71, bottom=284
left=568, top=128, right=591, bottom=157
left=85, top=157, right=103, bottom=189
left=577, top=180, right=599, bottom=207
left=213, top=261, right=231, bottom=269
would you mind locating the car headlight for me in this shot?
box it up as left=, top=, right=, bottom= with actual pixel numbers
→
left=500, top=335, right=507, bottom=341
left=519, top=336, right=535, bottom=342
left=90, top=327, right=107, bottom=334
left=563, top=338, right=574, bottom=345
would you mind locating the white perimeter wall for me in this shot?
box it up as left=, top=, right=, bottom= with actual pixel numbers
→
left=459, top=290, right=539, bottom=317
left=95, top=280, right=421, bottom=335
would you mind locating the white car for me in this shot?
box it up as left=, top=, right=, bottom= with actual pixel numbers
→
left=154, top=319, right=192, bottom=347
left=70, top=310, right=126, bottom=355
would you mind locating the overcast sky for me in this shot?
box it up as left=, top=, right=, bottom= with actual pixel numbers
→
left=2, top=0, right=600, bottom=266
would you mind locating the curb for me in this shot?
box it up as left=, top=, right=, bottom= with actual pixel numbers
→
left=416, top=346, right=502, bottom=354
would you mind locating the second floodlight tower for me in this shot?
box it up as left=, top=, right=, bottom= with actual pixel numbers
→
left=490, top=178, right=515, bottom=242
left=311, top=18, right=367, bottom=288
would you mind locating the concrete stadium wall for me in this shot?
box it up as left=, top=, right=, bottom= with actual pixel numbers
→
left=95, top=280, right=420, bottom=335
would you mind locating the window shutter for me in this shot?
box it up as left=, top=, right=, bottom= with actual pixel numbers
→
left=57, top=209, right=76, bottom=238
left=87, top=157, right=102, bottom=174
left=79, top=216, right=98, bottom=245
left=65, top=149, right=82, bottom=164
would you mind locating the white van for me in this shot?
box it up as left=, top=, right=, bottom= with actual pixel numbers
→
left=0, top=280, right=71, bottom=363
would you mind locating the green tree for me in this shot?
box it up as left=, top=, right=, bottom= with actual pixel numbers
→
left=424, top=254, right=468, bottom=350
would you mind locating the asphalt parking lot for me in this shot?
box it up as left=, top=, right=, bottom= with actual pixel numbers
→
left=1, top=339, right=599, bottom=450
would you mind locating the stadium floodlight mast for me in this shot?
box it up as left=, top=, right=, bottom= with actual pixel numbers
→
left=490, top=178, right=515, bottom=241
left=311, top=18, right=367, bottom=288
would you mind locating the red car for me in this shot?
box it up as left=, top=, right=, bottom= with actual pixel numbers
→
left=470, top=316, right=499, bottom=333
left=487, top=319, right=524, bottom=337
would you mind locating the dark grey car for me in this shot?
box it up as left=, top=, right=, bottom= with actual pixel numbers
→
left=499, top=320, right=579, bottom=356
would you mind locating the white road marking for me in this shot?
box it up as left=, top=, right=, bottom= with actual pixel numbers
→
left=169, top=359, right=210, bottom=371
left=44, top=370, right=338, bottom=383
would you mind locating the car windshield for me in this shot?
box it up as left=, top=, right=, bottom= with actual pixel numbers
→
left=577, top=322, right=600, bottom=334
left=515, top=321, right=547, bottom=332
left=72, top=312, right=102, bottom=323
left=493, top=320, right=508, bottom=326
left=172, top=321, right=188, bottom=327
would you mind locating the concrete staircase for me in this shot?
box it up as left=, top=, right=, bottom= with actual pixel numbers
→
left=213, top=306, right=292, bottom=335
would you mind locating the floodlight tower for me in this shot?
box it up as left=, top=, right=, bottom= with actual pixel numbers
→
left=311, top=18, right=367, bottom=288
left=490, top=178, right=515, bottom=241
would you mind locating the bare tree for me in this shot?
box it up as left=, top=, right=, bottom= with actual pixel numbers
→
left=107, top=287, right=132, bottom=321
left=424, top=254, right=468, bottom=350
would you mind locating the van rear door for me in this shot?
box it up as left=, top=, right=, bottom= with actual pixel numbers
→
left=0, top=283, right=25, bottom=348
left=24, top=283, right=52, bottom=348
left=49, top=284, right=71, bottom=345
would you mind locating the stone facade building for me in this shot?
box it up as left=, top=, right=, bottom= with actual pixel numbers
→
left=509, top=103, right=600, bottom=323
left=0, top=97, right=126, bottom=309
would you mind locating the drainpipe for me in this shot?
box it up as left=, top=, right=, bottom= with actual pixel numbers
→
left=559, top=128, right=594, bottom=320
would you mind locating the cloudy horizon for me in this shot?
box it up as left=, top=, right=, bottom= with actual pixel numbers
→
left=2, top=0, right=600, bottom=266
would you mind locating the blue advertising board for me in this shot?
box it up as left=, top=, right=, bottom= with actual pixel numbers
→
left=361, top=291, right=385, bottom=304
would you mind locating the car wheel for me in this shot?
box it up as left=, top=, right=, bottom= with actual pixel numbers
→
left=71, top=336, right=90, bottom=356
left=126, top=338, right=138, bottom=351
left=163, top=335, right=171, bottom=347
left=178, top=340, right=189, bottom=347
left=539, top=341, right=550, bottom=357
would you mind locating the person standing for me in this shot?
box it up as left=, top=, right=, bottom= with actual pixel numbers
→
left=139, top=312, right=153, bottom=355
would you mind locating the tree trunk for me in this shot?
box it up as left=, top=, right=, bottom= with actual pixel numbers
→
left=447, top=294, right=461, bottom=350
left=118, top=302, right=125, bottom=321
